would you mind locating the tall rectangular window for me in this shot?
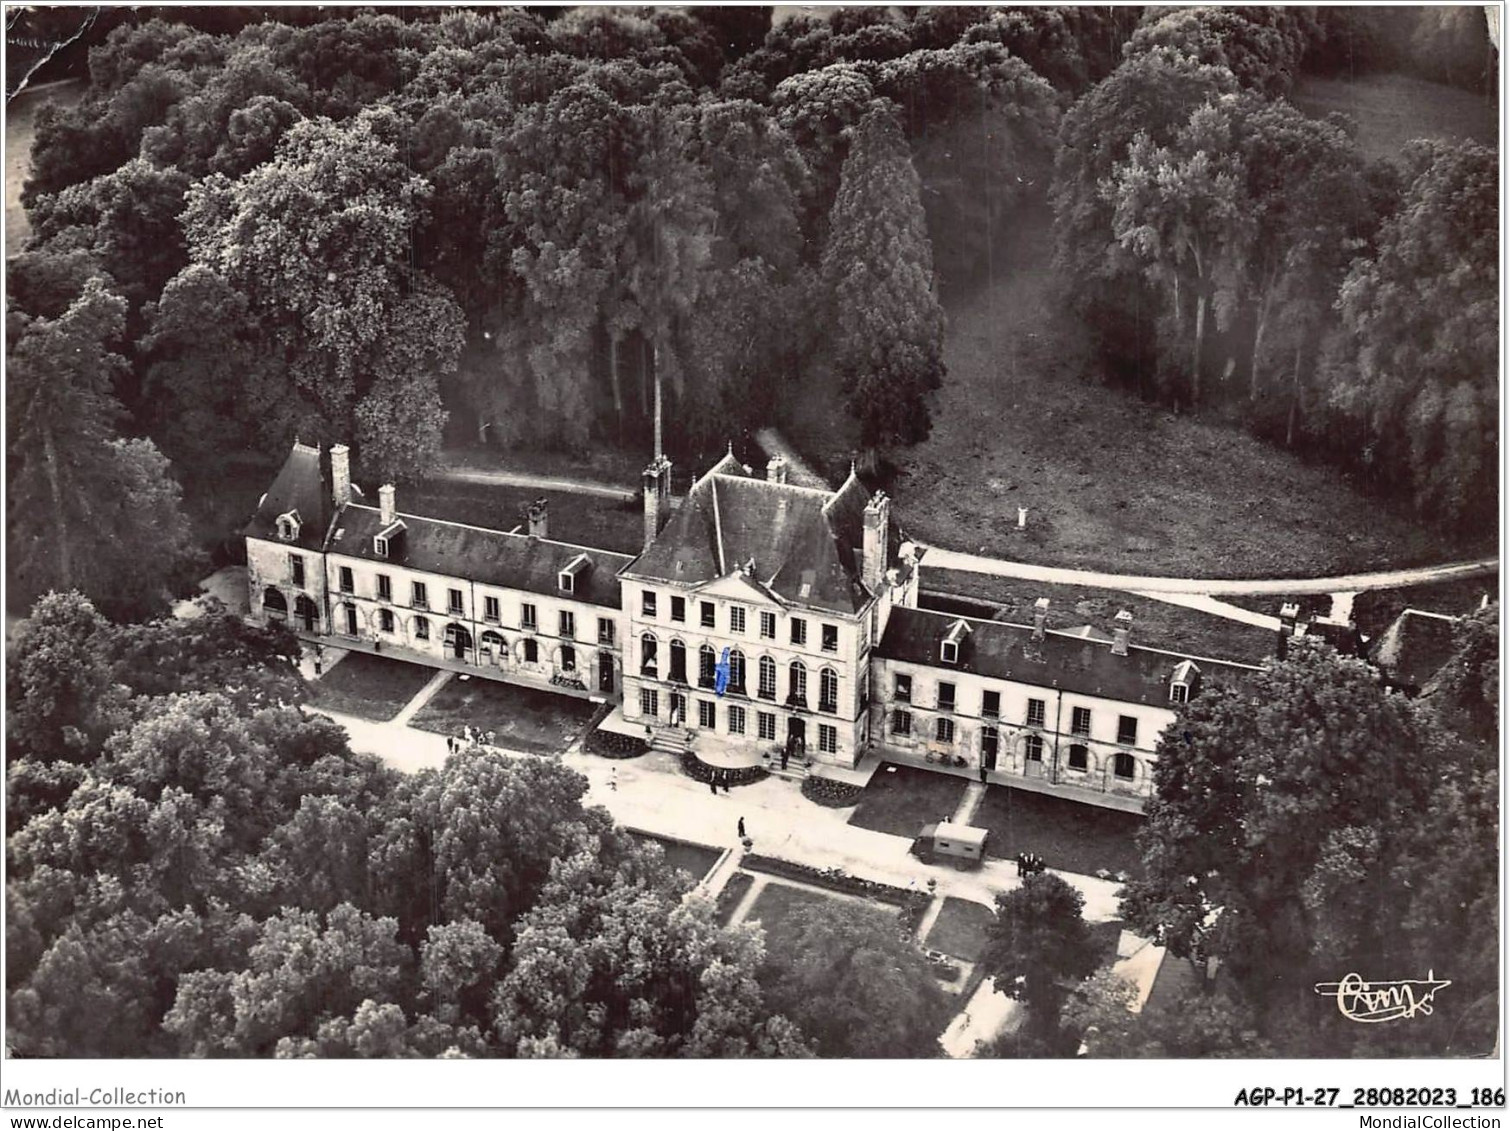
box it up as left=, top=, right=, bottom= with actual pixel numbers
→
left=935, top=717, right=955, bottom=744
left=758, top=711, right=776, bottom=740
left=448, top=588, right=464, bottom=614
left=411, top=581, right=428, bottom=609
left=671, top=595, right=685, bottom=623
left=561, top=645, right=576, bottom=672
left=790, top=618, right=807, bottom=646
left=290, top=555, right=305, bottom=588
left=1069, top=744, right=1089, bottom=771
left=938, top=682, right=956, bottom=711
left=698, top=700, right=715, bottom=728
left=598, top=617, right=614, bottom=645
left=700, top=601, right=716, bottom=628
left=1117, top=716, right=1139, bottom=746
left=821, top=624, right=838, bottom=653
left=728, top=705, right=746, bottom=735
left=1026, top=698, right=1046, bottom=727
left=759, top=612, right=776, bottom=640
left=559, top=610, right=575, bottom=639
left=730, top=606, right=746, bottom=634
left=524, top=638, right=538, bottom=663
left=818, top=724, right=837, bottom=754
left=982, top=690, right=1001, bottom=718
left=377, top=574, right=392, bottom=601
left=894, top=674, right=912, bottom=702
left=521, top=603, right=537, bottom=630
left=640, top=688, right=659, bottom=718
left=642, top=590, right=658, bottom=617
left=339, top=566, right=353, bottom=594
left=892, top=709, right=912, bottom=737
left=415, top=616, right=430, bottom=641
left=379, top=608, right=394, bottom=634
left=484, top=596, right=500, bottom=622
left=1071, top=707, right=1092, bottom=736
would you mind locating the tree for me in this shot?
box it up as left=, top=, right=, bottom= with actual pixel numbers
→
left=5, top=592, right=123, bottom=764
left=1121, top=639, right=1495, bottom=1055
left=757, top=899, right=946, bottom=1057
left=981, top=873, right=1099, bottom=1044
left=822, top=103, right=944, bottom=450
left=176, top=108, right=463, bottom=480
left=1334, top=141, right=1497, bottom=528
left=1062, top=970, right=1271, bottom=1058
left=492, top=840, right=807, bottom=1057
left=7, top=277, right=194, bottom=619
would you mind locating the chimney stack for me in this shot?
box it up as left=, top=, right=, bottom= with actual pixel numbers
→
left=1277, top=601, right=1301, bottom=659
left=1032, top=597, right=1050, bottom=642
left=1112, top=609, right=1132, bottom=656
left=331, top=443, right=351, bottom=508
left=766, top=456, right=788, bottom=484
left=526, top=497, right=549, bottom=539
left=862, top=491, right=891, bottom=592
left=379, top=484, right=396, bottom=527
left=643, top=455, right=672, bottom=552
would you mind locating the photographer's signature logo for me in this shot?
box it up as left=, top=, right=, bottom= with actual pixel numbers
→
left=1314, top=972, right=1451, bottom=1023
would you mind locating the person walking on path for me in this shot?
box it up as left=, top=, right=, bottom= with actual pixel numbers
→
left=722, top=772, right=732, bottom=794
left=609, top=767, right=618, bottom=792
left=737, top=817, right=746, bottom=839
left=708, top=772, right=718, bottom=796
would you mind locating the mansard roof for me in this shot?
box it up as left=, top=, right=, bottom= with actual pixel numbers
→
left=328, top=505, right=631, bottom=610
left=626, top=461, right=876, bottom=615
left=244, top=441, right=330, bottom=552
left=876, top=606, right=1260, bottom=708
left=1370, top=607, right=1461, bottom=694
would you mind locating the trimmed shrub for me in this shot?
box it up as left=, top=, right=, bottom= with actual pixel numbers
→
left=584, top=728, right=649, bottom=759
left=801, top=776, right=865, bottom=808
left=680, top=750, right=768, bottom=787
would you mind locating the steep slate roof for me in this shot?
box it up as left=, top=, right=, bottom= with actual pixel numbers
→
left=244, top=441, right=330, bottom=552
left=328, top=504, right=631, bottom=610
left=1370, top=608, right=1461, bottom=693
left=626, top=462, right=875, bottom=614
left=876, top=606, right=1260, bottom=707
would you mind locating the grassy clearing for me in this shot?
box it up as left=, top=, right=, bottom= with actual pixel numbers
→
left=1291, top=72, right=1498, bottom=164
left=714, top=871, right=755, bottom=926
left=924, top=897, right=996, bottom=963
left=410, top=677, right=596, bottom=754
left=848, top=762, right=969, bottom=839
left=785, top=195, right=1477, bottom=579
left=921, top=572, right=1279, bottom=664
left=629, top=831, right=722, bottom=884
left=312, top=653, right=435, bottom=722
left=400, top=480, right=644, bottom=556
left=973, top=785, right=1144, bottom=879
left=745, top=881, right=896, bottom=942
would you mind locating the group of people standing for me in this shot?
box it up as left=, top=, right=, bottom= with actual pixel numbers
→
left=445, top=725, right=496, bottom=756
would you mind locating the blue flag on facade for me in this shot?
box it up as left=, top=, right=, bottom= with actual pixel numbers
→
left=714, top=646, right=731, bottom=696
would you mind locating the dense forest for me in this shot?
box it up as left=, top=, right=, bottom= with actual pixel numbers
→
left=5, top=5, right=1498, bottom=620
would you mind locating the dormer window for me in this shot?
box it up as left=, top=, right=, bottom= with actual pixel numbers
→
left=374, top=535, right=389, bottom=558
left=1170, top=660, right=1200, bottom=704
left=559, top=553, right=590, bottom=595
left=374, top=520, right=404, bottom=559
left=940, top=619, right=969, bottom=665
left=276, top=511, right=301, bottom=542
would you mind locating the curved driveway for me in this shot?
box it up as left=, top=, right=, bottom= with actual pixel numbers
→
left=915, top=544, right=1499, bottom=597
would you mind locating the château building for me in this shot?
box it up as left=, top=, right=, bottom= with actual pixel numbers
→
left=246, top=440, right=1263, bottom=811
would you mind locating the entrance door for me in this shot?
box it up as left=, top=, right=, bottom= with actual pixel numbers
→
left=447, top=625, right=472, bottom=661
left=294, top=595, right=318, bottom=632
left=598, top=652, right=614, bottom=693
left=787, top=717, right=806, bottom=752
left=344, top=604, right=358, bottom=636
left=982, top=727, right=999, bottom=771
left=669, top=692, right=687, bottom=725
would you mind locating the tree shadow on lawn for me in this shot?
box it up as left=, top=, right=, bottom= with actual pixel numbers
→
left=847, top=763, right=970, bottom=840
left=310, top=652, right=436, bottom=722
left=973, top=785, right=1145, bottom=879
left=410, top=677, right=597, bottom=754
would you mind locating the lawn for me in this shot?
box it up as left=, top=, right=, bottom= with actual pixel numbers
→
left=1291, top=72, right=1497, bottom=164
left=921, top=573, right=1279, bottom=665
left=715, top=871, right=755, bottom=927
left=783, top=195, right=1481, bottom=581
left=924, top=897, right=996, bottom=963
left=311, top=652, right=436, bottom=722
left=409, top=677, right=597, bottom=754
left=972, top=785, right=1145, bottom=879
left=744, top=881, right=896, bottom=944
left=629, top=831, right=722, bottom=884
left=401, top=480, right=645, bottom=556
left=848, top=763, right=969, bottom=840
